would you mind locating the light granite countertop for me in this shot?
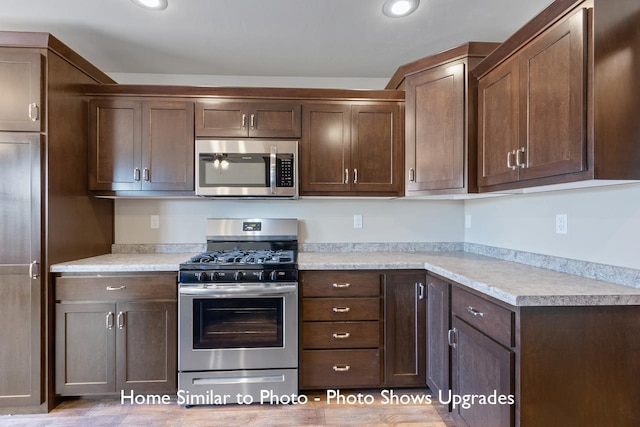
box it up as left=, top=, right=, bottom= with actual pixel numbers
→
left=51, top=251, right=640, bottom=307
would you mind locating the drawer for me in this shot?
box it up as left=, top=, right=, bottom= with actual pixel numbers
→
left=301, top=349, right=380, bottom=388
left=302, top=298, right=380, bottom=321
left=452, top=286, right=514, bottom=348
left=56, top=275, right=177, bottom=301
left=302, top=321, right=380, bottom=349
left=302, top=271, right=380, bottom=297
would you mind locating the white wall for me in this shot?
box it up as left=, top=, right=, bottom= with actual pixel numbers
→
left=464, top=183, right=640, bottom=270
left=115, top=198, right=464, bottom=245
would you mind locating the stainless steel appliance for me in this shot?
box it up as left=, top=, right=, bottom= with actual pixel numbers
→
left=195, top=139, right=298, bottom=198
left=178, top=218, right=298, bottom=403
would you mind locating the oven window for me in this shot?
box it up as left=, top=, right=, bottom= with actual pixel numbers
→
left=193, top=298, right=283, bottom=349
left=199, top=153, right=269, bottom=187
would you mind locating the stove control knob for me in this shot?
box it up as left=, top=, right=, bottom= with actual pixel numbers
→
left=270, top=270, right=280, bottom=281
left=258, top=271, right=267, bottom=281
left=234, top=271, right=244, bottom=281
left=209, top=271, right=219, bottom=281
left=196, top=272, right=208, bottom=281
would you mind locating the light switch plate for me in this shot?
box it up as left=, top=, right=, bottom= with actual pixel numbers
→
left=150, top=215, right=160, bottom=229
left=353, top=214, right=363, bottom=229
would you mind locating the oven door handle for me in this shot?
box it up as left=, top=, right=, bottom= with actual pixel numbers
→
left=179, top=285, right=297, bottom=297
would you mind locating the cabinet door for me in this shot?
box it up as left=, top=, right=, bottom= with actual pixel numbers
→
left=351, top=103, right=403, bottom=195
left=478, top=58, right=519, bottom=188
left=88, top=99, right=142, bottom=191
left=406, top=63, right=465, bottom=193
left=426, top=274, right=450, bottom=396
left=300, top=103, right=351, bottom=193
left=518, top=9, right=587, bottom=181
left=0, top=50, right=43, bottom=131
left=383, top=272, right=426, bottom=387
left=55, top=303, right=116, bottom=395
left=141, top=101, right=195, bottom=191
left=248, top=102, right=301, bottom=138
left=0, top=134, right=42, bottom=407
left=451, top=318, right=514, bottom=427
left=195, top=101, right=249, bottom=137
left=116, top=301, right=177, bottom=393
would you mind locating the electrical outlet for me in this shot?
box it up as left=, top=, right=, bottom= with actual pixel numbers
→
left=555, top=214, right=567, bottom=234
left=353, top=214, right=363, bottom=229
left=150, top=215, right=160, bottom=229
left=465, top=214, right=471, bottom=229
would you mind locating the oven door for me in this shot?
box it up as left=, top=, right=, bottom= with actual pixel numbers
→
left=178, top=282, right=298, bottom=372
left=195, top=139, right=298, bottom=198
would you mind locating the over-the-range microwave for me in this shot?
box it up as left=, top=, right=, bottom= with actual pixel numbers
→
left=195, top=139, right=298, bottom=198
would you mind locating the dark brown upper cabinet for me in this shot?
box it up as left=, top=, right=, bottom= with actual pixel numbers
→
left=89, top=98, right=194, bottom=194
left=474, top=0, right=640, bottom=192
left=195, top=100, right=301, bottom=138
left=0, top=50, right=43, bottom=132
left=300, top=101, right=403, bottom=197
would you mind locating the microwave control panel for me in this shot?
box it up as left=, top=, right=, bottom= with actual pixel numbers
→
left=277, top=157, right=295, bottom=187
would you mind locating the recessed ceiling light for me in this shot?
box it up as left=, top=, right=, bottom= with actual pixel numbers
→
left=131, top=0, right=168, bottom=11
left=382, top=0, right=420, bottom=18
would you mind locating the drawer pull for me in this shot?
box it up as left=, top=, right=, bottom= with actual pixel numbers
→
left=467, top=306, right=485, bottom=317
left=332, top=282, right=351, bottom=288
left=106, top=285, right=126, bottom=291
left=332, top=307, right=351, bottom=313
left=332, top=332, right=351, bottom=339
left=333, top=365, right=351, bottom=372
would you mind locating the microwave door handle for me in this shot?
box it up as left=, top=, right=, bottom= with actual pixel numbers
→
left=270, top=146, right=277, bottom=194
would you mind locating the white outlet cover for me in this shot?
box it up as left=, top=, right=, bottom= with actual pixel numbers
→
left=353, top=214, right=363, bottom=229
left=150, top=215, right=160, bottom=229
left=555, top=214, right=568, bottom=234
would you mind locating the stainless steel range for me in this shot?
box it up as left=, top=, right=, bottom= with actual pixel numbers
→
left=178, top=218, right=298, bottom=404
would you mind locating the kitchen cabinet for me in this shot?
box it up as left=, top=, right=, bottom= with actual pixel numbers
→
left=55, top=274, right=177, bottom=396
left=195, top=100, right=301, bottom=138
left=475, top=0, right=640, bottom=192
left=0, top=50, right=43, bottom=131
left=300, top=102, right=403, bottom=196
left=397, top=43, right=498, bottom=196
left=383, top=271, right=426, bottom=387
left=0, top=32, right=114, bottom=414
left=89, top=99, right=195, bottom=194
left=300, top=271, right=382, bottom=389
left=425, top=273, right=450, bottom=396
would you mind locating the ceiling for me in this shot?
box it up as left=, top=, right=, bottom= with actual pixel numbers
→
left=1, top=0, right=552, bottom=83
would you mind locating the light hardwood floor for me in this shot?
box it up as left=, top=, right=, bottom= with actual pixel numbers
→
left=1, top=390, right=457, bottom=426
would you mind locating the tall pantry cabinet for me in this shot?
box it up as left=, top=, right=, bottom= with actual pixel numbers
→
left=0, top=32, right=114, bottom=414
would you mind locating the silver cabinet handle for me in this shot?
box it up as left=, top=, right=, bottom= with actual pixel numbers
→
left=466, top=306, right=485, bottom=317
left=241, top=114, right=247, bottom=128
left=117, top=311, right=125, bottom=330
left=250, top=113, right=256, bottom=129
left=332, top=307, right=350, bottom=313
left=134, top=168, right=141, bottom=182
left=516, top=147, right=527, bottom=168
left=333, top=365, right=351, bottom=372
left=353, top=168, right=358, bottom=184
left=332, top=332, right=351, bottom=339
left=332, top=283, right=351, bottom=288
left=447, top=328, right=457, bottom=348
left=409, top=168, right=415, bottom=182
left=29, top=261, right=39, bottom=279
left=28, top=103, right=39, bottom=121
left=418, top=282, right=424, bottom=300
left=507, top=150, right=518, bottom=170
left=106, top=312, right=114, bottom=329
left=344, top=168, right=349, bottom=184
left=106, top=285, right=126, bottom=291
left=143, top=168, right=150, bottom=182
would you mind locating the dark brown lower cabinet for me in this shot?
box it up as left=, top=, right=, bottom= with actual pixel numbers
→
left=383, top=271, right=426, bottom=387
left=426, top=273, right=450, bottom=396
left=55, top=275, right=177, bottom=396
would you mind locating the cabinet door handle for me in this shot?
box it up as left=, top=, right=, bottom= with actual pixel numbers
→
left=516, top=147, right=527, bottom=168
left=332, top=332, right=351, bottom=339
left=506, top=150, right=518, bottom=170
left=332, top=365, right=351, bottom=372
left=106, top=312, right=114, bottom=330
left=28, top=103, right=39, bottom=121
left=241, top=114, right=247, bottom=128
left=409, top=168, right=415, bottom=182
left=466, top=306, right=485, bottom=317
left=250, top=113, right=256, bottom=129
left=143, top=168, right=150, bottom=182
left=106, top=285, right=126, bottom=291
left=332, top=307, right=350, bottom=313
left=117, top=311, right=125, bottom=330
left=447, top=328, right=457, bottom=348
left=29, top=261, right=39, bottom=279
left=353, top=168, right=358, bottom=184
left=417, top=282, right=424, bottom=299
left=134, top=168, right=141, bottom=182
left=332, top=282, right=351, bottom=288
left=344, top=168, right=349, bottom=184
